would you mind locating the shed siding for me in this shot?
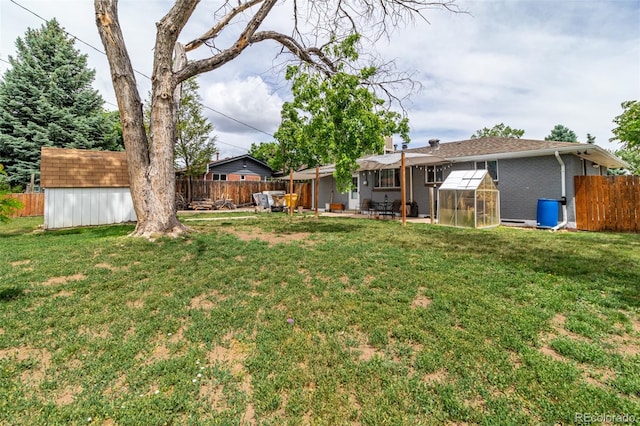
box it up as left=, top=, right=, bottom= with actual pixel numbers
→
left=44, top=188, right=136, bottom=229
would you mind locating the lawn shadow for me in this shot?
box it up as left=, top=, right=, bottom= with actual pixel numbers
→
left=418, top=226, right=640, bottom=308
left=0, top=287, right=25, bottom=301
left=44, top=223, right=135, bottom=239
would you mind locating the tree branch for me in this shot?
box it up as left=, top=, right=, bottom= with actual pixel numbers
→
left=175, top=0, right=278, bottom=83
left=184, top=0, right=266, bottom=52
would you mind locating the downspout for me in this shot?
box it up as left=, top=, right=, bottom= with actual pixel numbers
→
left=552, top=151, right=568, bottom=231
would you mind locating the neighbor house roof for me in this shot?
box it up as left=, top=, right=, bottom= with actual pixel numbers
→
left=407, top=137, right=627, bottom=169
left=206, top=154, right=272, bottom=170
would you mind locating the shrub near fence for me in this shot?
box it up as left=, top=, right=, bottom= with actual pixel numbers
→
left=4, top=193, right=44, bottom=217
left=574, top=175, right=640, bottom=233
left=177, top=180, right=312, bottom=208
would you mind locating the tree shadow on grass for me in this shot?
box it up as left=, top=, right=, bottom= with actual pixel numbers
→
left=0, top=287, right=25, bottom=301
left=411, top=225, right=640, bottom=308
left=43, top=223, right=135, bottom=239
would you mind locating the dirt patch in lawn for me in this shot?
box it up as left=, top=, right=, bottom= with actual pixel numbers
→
left=55, top=385, right=83, bottom=406
left=220, top=227, right=313, bottom=247
left=42, top=274, right=86, bottom=286
left=11, top=260, right=30, bottom=267
left=411, top=296, right=432, bottom=309
left=606, top=333, right=640, bottom=357
left=205, top=333, right=255, bottom=422
left=79, top=325, right=111, bottom=339
left=190, top=291, right=227, bottom=310
left=95, top=262, right=128, bottom=272
left=422, top=370, right=447, bottom=384
left=0, top=346, right=52, bottom=388
left=104, top=375, right=128, bottom=397
left=537, top=312, right=640, bottom=391
left=198, top=380, right=228, bottom=412
left=53, top=290, right=74, bottom=298
left=207, top=338, right=249, bottom=376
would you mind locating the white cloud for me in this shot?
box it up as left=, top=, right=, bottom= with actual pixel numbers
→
left=203, top=75, right=283, bottom=141
left=1, top=0, right=638, bottom=156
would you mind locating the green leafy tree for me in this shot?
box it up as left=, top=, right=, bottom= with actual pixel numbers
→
left=610, top=100, right=640, bottom=150
left=614, top=146, right=640, bottom=175
left=275, top=35, right=410, bottom=191
left=0, top=19, right=116, bottom=187
left=248, top=141, right=284, bottom=173
left=470, top=123, right=525, bottom=139
left=545, top=124, right=577, bottom=142
left=0, top=164, right=23, bottom=223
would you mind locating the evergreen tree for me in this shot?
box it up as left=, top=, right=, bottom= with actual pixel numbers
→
left=174, top=78, right=216, bottom=202
left=0, top=19, right=114, bottom=186
left=545, top=124, right=577, bottom=142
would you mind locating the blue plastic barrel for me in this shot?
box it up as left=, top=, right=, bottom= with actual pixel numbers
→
left=537, top=198, right=560, bottom=228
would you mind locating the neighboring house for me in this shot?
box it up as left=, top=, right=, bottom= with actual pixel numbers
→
left=203, top=154, right=273, bottom=182
left=301, top=137, right=627, bottom=228
left=40, top=147, right=136, bottom=229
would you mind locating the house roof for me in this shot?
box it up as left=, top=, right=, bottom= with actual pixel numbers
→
left=407, top=137, right=627, bottom=169
left=207, top=154, right=272, bottom=171
left=40, top=147, right=129, bottom=188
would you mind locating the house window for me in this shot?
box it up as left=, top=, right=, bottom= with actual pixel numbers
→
left=212, top=173, right=227, bottom=181
left=425, top=165, right=444, bottom=184
left=374, top=169, right=400, bottom=188
left=475, top=160, right=498, bottom=181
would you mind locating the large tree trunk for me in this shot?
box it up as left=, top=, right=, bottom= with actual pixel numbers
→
left=95, top=0, right=192, bottom=238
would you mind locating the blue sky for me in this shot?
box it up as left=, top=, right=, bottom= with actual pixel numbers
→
left=1, top=0, right=639, bottom=157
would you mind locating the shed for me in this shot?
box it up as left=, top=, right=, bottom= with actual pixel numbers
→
left=40, top=147, right=136, bottom=229
left=437, top=170, right=500, bottom=228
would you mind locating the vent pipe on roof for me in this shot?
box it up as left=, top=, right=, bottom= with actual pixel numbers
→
left=428, top=139, right=440, bottom=149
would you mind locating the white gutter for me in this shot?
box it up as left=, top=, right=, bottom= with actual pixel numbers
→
left=447, top=145, right=627, bottom=169
left=552, top=151, right=568, bottom=231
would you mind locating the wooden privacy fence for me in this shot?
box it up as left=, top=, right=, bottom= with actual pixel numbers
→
left=574, top=175, right=640, bottom=233
left=4, top=193, right=44, bottom=217
left=177, top=179, right=312, bottom=208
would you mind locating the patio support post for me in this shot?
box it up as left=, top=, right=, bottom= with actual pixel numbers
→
left=401, top=150, right=406, bottom=226
left=315, top=165, right=319, bottom=219
left=430, top=186, right=435, bottom=224
left=289, top=169, right=294, bottom=217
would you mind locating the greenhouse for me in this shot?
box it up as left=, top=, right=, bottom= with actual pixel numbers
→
left=437, top=170, right=500, bottom=228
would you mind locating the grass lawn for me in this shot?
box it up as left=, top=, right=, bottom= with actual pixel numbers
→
left=1, top=214, right=639, bottom=425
